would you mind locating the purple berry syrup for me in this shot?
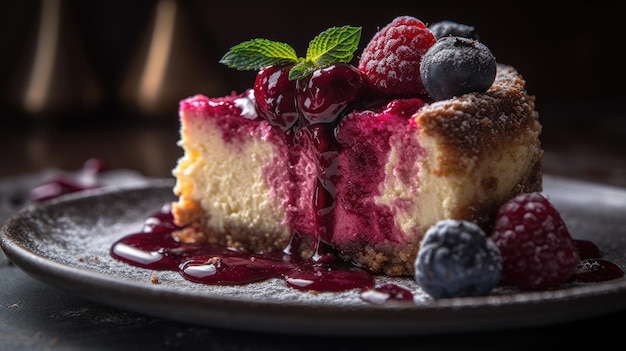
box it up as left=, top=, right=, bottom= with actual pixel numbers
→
left=109, top=203, right=413, bottom=302
left=568, top=240, right=624, bottom=283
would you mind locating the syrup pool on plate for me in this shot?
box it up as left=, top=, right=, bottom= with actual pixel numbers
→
left=109, top=203, right=414, bottom=303
left=108, top=203, right=623, bottom=302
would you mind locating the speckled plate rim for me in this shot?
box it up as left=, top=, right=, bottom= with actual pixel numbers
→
left=2, top=176, right=626, bottom=336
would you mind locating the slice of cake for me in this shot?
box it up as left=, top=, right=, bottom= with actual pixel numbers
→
left=171, top=16, right=542, bottom=276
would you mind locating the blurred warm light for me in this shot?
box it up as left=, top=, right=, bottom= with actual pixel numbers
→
left=138, top=0, right=177, bottom=111
left=119, top=0, right=224, bottom=117
left=23, top=0, right=61, bottom=114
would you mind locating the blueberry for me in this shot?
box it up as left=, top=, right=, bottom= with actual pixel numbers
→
left=414, top=219, right=502, bottom=299
left=428, top=20, right=480, bottom=40
left=420, top=36, right=496, bottom=101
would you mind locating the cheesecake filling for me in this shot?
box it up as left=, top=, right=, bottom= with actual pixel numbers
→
left=173, top=92, right=428, bottom=253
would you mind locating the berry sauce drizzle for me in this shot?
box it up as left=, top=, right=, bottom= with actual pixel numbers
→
left=109, top=204, right=412, bottom=302
left=290, top=122, right=342, bottom=244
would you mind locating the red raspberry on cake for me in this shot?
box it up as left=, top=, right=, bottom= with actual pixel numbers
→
left=491, top=192, right=580, bottom=291
left=358, top=16, right=436, bottom=97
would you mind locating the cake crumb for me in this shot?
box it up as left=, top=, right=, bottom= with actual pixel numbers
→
left=94, top=256, right=99, bottom=262
left=308, top=290, right=319, bottom=296
left=151, top=275, right=160, bottom=284
left=77, top=257, right=84, bottom=262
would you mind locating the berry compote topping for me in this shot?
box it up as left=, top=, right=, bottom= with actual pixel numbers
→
left=254, top=64, right=298, bottom=131
left=297, top=63, right=377, bottom=124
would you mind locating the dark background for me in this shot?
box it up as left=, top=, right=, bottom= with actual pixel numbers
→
left=2, top=0, right=625, bottom=120
left=0, top=0, right=624, bottom=182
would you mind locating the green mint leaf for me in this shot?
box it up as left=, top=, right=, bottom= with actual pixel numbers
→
left=221, top=25, right=362, bottom=81
left=305, top=26, right=361, bottom=67
left=219, top=38, right=299, bottom=71
left=288, top=61, right=317, bottom=81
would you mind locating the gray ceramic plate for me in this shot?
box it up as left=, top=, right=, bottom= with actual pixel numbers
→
left=2, top=176, right=626, bottom=336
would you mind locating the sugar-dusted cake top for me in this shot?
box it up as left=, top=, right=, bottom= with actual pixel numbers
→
left=416, top=64, right=541, bottom=178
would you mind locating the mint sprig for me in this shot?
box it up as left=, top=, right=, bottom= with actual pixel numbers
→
left=219, top=39, right=299, bottom=70
left=219, top=25, right=362, bottom=81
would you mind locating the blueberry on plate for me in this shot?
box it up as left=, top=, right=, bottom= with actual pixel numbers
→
left=420, top=36, right=496, bottom=101
left=415, top=219, right=502, bottom=299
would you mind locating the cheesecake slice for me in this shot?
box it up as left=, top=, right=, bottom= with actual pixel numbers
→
left=171, top=63, right=542, bottom=276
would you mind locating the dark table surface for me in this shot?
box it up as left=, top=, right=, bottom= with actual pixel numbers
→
left=1, top=107, right=625, bottom=350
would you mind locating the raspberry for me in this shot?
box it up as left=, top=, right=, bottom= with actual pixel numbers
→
left=415, top=219, right=502, bottom=299
left=491, top=192, right=580, bottom=290
left=358, top=16, right=436, bottom=97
